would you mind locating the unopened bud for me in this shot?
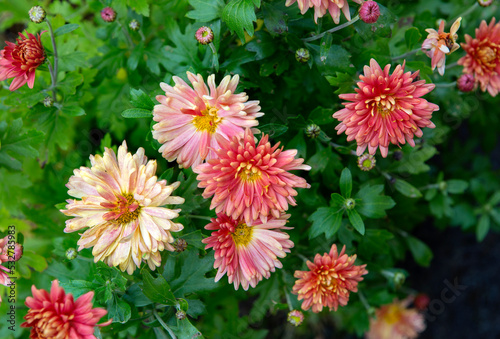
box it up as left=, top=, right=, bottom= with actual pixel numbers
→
left=129, top=20, right=140, bottom=31
left=43, top=96, right=54, bottom=107
left=101, top=7, right=117, bottom=23
left=344, top=198, right=356, bottom=210
left=457, top=74, right=475, bottom=92
left=1, top=237, right=23, bottom=262
left=359, top=1, right=380, bottom=24
left=29, top=6, right=46, bottom=24
left=357, top=154, right=376, bottom=171
left=176, top=310, right=186, bottom=320
left=287, top=310, right=304, bottom=326
left=414, top=293, right=430, bottom=311
left=295, top=48, right=310, bottom=63
left=394, top=272, right=406, bottom=287
left=477, top=0, right=493, bottom=7
left=65, top=248, right=78, bottom=260
left=174, top=239, right=188, bottom=252
left=305, top=124, right=320, bottom=138
left=195, top=26, right=214, bottom=45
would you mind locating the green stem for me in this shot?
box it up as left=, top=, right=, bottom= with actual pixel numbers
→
left=448, top=2, right=478, bottom=27
left=139, top=29, right=146, bottom=42
left=283, top=287, right=293, bottom=311
left=153, top=310, right=177, bottom=339
left=46, top=20, right=58, bottom=102
left=445, top=61, right=458, bottom=70
left=187, top=214, right=212, bottom=221
left=303, top=15, right=360, bottom=42
left=330, top=142, right=358, bottom=156
left=434, top=82, right=457, bottom=88
left=117, top=20, right=134, bottom=47
left=358, top=291, right=371, bottom=312
left=391, top=48, right=420, bottom=61
left=209, top=42, right=219, bottom=72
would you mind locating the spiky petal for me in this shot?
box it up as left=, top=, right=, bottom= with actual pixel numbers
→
left=285, top=0, right=363, bottom=24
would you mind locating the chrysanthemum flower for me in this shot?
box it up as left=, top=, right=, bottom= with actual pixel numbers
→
left=285, top=0, right=363, bottom=24
left=358, top=153, right=376, bottom=171
left=287, top=310, right=305, bottom=326
left=195, top=128, right=311, bottom=224
left=365, top=298, right=425, bottom=339
left=422, top=17, right=462, bottom=75
left=332, top=59, right=439, bottom=158
left=21, top=280, right=111, bottom=339
left=0, top=239, right=11, bottom=287
left=0, top=236, right=23, bottom=261
left=202, top=213, right=293, bottom=290
left=458, top=18, right=500, bottom=96
left=457, top=73, right=475, bottom=92
left=0, top=31, right=46, bottom=91
left=195, top=26, right=214, bottom=45
left=61, top=141, right=185, bottom=274
left=292, top=244, right=368, bottom=313
left=153, top=72, right=263, bottom=169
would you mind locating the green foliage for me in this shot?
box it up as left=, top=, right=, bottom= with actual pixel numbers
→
left=222, top=0, right=261, bottom=42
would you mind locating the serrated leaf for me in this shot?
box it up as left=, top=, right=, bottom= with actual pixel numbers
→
left=340, top=168, right=352, bottom=198
left=53, top=23, right=80, bottom=37
left=141, top=270, right=177, bottom=305
left=107, top=294, right=131, bottom=323
left=394, top=179, right=422, bottom=198
left=405, top=27, right=422, bottom=50
left=128, top=0, right=150, bottom=16
left=308, top=207, right=343, bottom=239
left=130, top=88, right=155, bottom=110
left=57, top=72, right=84, bottom=95
left=121, top=108, right=153, bottom=118
left=187, top=0, right=225, bottom=22
left=355, top=185, right=396, bottom=218
left=346, top=209, right=365, bottom=235
left=405, top=235, right=433, bottom=267
left=222, top=0, right=260, bottom=42
left=325, top=72, right=354, bottom=94
left=59, top=280, right=96, bottom=299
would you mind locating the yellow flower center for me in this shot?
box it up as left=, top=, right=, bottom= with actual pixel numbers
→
left=383, top=304, right=403, bottom=325
left=478, top=46, right=497, bottom=68
left=362, top=159, right=373, bottom=168
left=232, top=223, right=253, bottom=246
left=318, top=268, right=339, bottom=292
left=102, top=193, right=141, bottom=224
left=193, top=106, right=222, bottom=134
left=365, top=95, right=396, bottom=117
left=237, top=162, right=262, bottom=182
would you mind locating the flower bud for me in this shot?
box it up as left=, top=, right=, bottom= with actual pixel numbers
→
left=359, top=1, right=380, bottom=24
left=357, top=154, right=376, bottom=171
left=195, top=26, right=214, bottom=45
left=295, top=48, right=310, bottom=63
left=176, top=310, right=187, bottom=320
left=344, top=198, right=356, bottom=210
left=287, top=310, right=304, bottom=326
left=457, top=74, right=475, bottom=92
left=43, top=96, right=54, bottom=107
left=65, top=248, right=78, bottom=260
left=305, top=124, right=320, bottom=138
left=477, top=0, right=493, bottom=7
left=129, top=20, right=140, bottom=31
left=1, top=237, right=23, bottom=262
left=174, top=239, right=188, bottom=252
left=29, top=6, right=46, bottom=24
left=414, top=293, right=430, bottom=310
left=101, top=7, right=117, bottom=23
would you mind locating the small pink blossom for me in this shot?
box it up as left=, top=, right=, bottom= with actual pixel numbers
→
left=359, top=1, right=380, bottom=24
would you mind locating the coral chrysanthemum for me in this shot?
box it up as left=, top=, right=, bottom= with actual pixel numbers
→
left=152, top=72, right=263, bottom=169
left=194, top=128, right=311, bottom=224
left=365, top=298, right=426, bottom=339
left=61, top=141, right=185, bottom=274
left=0, top=31, right=46, bottom=91
left=458, top=18, right=500, bottom=96
left=292, top=244, right=368, bottom=313
left=202, top=213, right=293, bottom=290
left=422, top=17, right=462, bottom=75
left=332, top=58, right=439, bottom=158
left=21, top=280, right=111, bottom=339
left=285, top=0, right=363, bottom=24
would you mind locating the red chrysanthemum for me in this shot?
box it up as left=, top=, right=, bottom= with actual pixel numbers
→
left=458, top=18, right=500, bottom=96
left=332, top=58, right=439, bottom=157
left=202, top=213, right=294, bottom=290
left=194, top=128, right=311, bottom=224
left=21, top=280, right=111, bottom=339
left=292, top=244, right=368, bottom=313
left=0, top=31, right=46, bottom=91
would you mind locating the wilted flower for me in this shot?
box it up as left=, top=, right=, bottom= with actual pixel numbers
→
left=285, top=0, right=363, bottom=24
left=458, top=18, right=500, bottom=96
left=153, top=72, right=263, bottom=169
left=457, top=73, right=475, bottom=92
left=101, top=7, right=117, bottom=22
left=21, top=280, right=111, bottom=339
left=61, top=141, right=185, bottom=274
left=0, top=31, right=46, bottom=91
left=359, top=1, right=380, bottom=24
left=365, top=298, right=425, bottom=339
left=358, top=153, right=376, bottom=171
left=195, top=128, right=311, bottom=224
left=195, top=26, right=214, bottom=45
left=295, top=48, right=310, bottom=63
left=129, top=19, right=140, bottom=31
left=287, top=310, right=305, bottom=326
left=292, top=244, right=368, bottom=313
left=202, top=213, right=294, bottom=290
left=333, top=59, right=439, bottom=158
left=28, top=6, right=46, bottom=24
left=422, top=18, right=462, bottom=75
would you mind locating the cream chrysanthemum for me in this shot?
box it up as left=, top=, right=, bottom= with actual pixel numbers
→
left=61, top=141, right=185, bottom=274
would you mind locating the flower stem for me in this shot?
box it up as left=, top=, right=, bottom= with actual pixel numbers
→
left=209, top=42, right=219, bottom=72
left=46, top=19, right=58, bottom=102
left=358, top=291, right=371, bottom=312
left=449, top=2, right=478, bottom=27
left=303, top=15, right=360, bottom=42
left=117, top=20, right=134, bottom=47
left=187, top=214, right=212, bottom=221
left=391, top=48, right=420, bottom=61
left=153, top=310, right=177, bottom=339
left=445, top=61, right=458, bottom=70
left=283, top=287, right=293, bottom=311
left=434, top=82, right=457, bottom=88
left=330, top=142, right=358, bottom=156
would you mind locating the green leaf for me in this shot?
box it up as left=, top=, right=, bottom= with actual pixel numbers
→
left=359, top=229, right=394, bottom=257
left=355, top=185, right=396, bottom=218
left=446, top=179, right=468, bottom=194
left=187, top=0, right=225, bottom=22
left=130, top=88, right=156, bottom=110
left=308, top=107, right=334, bottom=125
left=53, top=23, right=80, bottom=37
left=57, top=72, right=84, bottom=95
left=308, top=207, right=343, bottom=239
left=59, top=280, right=96, bottom=299
left=222, top=0, right=260, bottom=42
left=405, top=27, right=422, bottom=50
left=325, top=72, right=355, bottom=95
left=141, top=270, right=177, bottom=305
left=170, top=317, right=204, bottom=339
left=476, top=214, right=490, bottom=241
left=258, top=123, right=288, bottom=137
left=107, top=294, right=131, bottom=323
left=0, top=119, right=44, bottom=171
left=346, top=209, right=365, bottom=235
left=128, top=0, right=150, bottom=16
left=330, top=193, right=345, bottom=208
left=405, top=235, right=433, bottom=267
left=394, top=179, right=422, bottom=198
left=306, top=43, right=351, bottom=75
left=61, top=105, right=85, bottom=116
left=340, top=168, right=352, bottom=198
left=121, top=108, right=153, bottom=118
left=319, top=34, right=333, bottom=63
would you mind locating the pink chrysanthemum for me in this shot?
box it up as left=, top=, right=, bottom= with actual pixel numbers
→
left=285, top=0, right=363, bottom=24
left=100, top=7, right=116, bottom=22
left=0, top=237, right=11, bottom=287
left=202, top=213, right=293, bottom=290
left=332, top=58, right=439, bottom=157
left=359, top=1, right=380, bottom=24
left=422, top=18, right=461, bottom=76
left=365, top=298, right=426, bottom=339
left=458, top=18, right=500, bottom=96
left=195, top=26, right=214, bottom=45
left=0, top=31, right=46, bottom=91
left=0, top=235, right=23, bottom=262
left=152, top=72, right=263, bottom=169
left=61, top=141, right=185, bottom=274
left=292, top=244, right=368, bottom=313
left=194, top=128, right=311, bottom=224
left=21, top=280, right=111, bottom=339
left=457, top=73, right=476, bottom=92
